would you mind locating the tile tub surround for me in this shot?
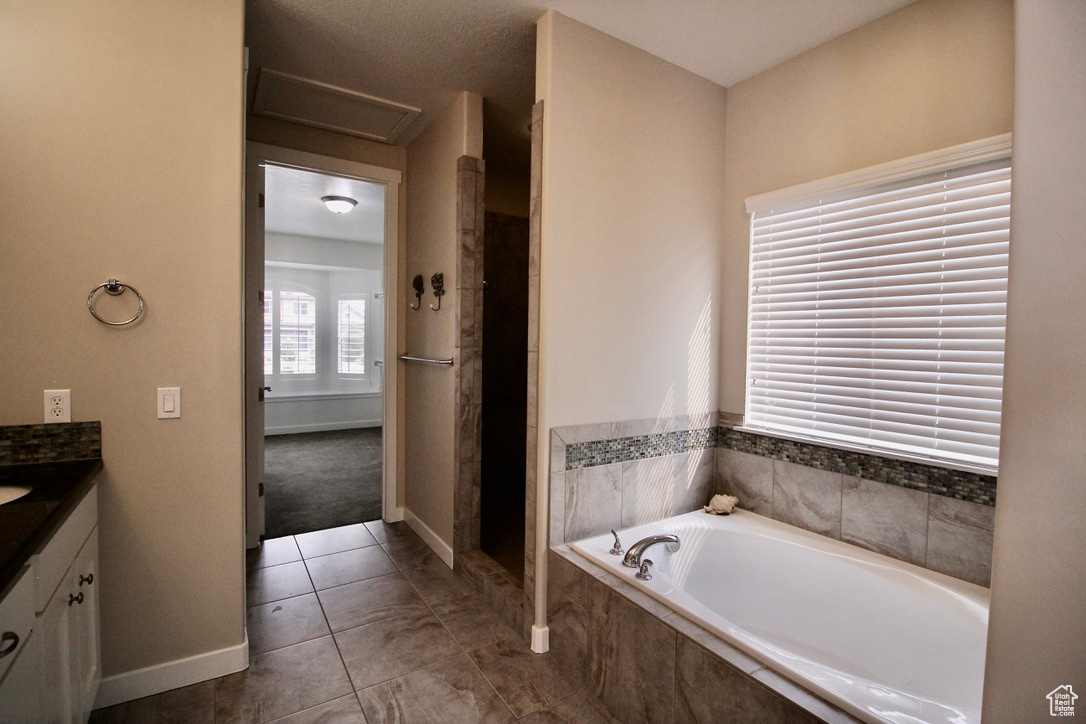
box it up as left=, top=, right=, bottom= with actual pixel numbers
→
left=548, top=548, right=853, bottom=724
left=550, top=414, right=718, bottom=547
left=717, top=447, right=997, bottom=586
left=0, top=421, right=101, bottom=464
left=548, top=416, right=996, bottom=586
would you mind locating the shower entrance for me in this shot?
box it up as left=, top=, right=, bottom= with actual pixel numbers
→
left=480, top=212, right=530, bottom=582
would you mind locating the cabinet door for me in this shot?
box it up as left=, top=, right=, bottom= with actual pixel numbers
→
left=72, top=528, right=99, bottom=722
left=41, top=570, right=76, bottom=724
left=0, top=627, right=46, bottom=722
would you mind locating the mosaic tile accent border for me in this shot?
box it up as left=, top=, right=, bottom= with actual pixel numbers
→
left=0, top=422, right=102, bottom=465
left=718, top=428, right=997, bottom=506
left=556, top=417, right=995, bottom=506
left=565, top=427, right=718, bottom=470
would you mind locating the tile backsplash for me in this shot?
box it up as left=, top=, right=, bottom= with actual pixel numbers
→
left=549, top=413, right=997, bottom=586
left=0, top=422, right=102, bottom=465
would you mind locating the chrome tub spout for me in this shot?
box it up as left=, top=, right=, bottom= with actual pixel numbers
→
left=622, top=534, right=680, bottom=568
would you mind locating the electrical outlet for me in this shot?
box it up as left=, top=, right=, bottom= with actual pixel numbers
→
left=44, top=389, right=71, bottom=424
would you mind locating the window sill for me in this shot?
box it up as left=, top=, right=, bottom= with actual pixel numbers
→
left=266, top=390, right=382, bottom=402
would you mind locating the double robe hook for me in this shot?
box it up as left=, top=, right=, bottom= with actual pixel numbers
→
left=410, top=272, right=445, bottom=311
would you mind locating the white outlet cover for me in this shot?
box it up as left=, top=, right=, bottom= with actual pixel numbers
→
left=44, top=389, right=71, bottom=424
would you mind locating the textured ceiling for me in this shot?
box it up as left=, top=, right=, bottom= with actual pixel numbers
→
left=264, top=164, right=385, bottom=244
left=245, top=0, right=915, bottom=175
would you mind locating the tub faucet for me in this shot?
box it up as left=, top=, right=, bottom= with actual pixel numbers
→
left=622, top=534, right=680, bottom=568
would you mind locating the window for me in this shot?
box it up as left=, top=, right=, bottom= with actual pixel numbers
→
left=265, top=288, right=317, bottom=375
left=744, top=135, right=1011, bottom=472
left=337, top=298, right=366, bottom=374
left=263, top=273, right=381, bottom=394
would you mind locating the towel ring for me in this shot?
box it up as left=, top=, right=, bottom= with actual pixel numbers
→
left=87, top=279, right=145, bottom=326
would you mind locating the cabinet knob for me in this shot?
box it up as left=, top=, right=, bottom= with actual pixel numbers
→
left=0, top=631, right=18, bottom=658
left=68, top=592, right=84, bottom=606
left=79, top=573, right=94, bottom=586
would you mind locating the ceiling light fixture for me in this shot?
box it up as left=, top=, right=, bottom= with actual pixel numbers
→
left=321, top=195, right=357, bottom=213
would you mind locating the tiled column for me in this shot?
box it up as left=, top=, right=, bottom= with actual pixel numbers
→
left=454, top=156, right=485, bottom=553
left=525, top=100, right=543, bottom=636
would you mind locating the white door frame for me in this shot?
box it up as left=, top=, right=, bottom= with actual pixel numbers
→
left=244, top=141, right=404, bottom=548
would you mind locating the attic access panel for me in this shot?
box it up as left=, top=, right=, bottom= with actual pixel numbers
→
left=253, top=68, right=421, bottom=144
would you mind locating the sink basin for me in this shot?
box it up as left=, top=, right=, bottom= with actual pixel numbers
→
left=0, top=485, right=33, bottom=505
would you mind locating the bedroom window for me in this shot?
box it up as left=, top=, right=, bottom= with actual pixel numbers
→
left=265, top=288, right=317, bottom=376
left=336, top=297, right=366, bottom=374
left=743, top=135, right=1011, bottom=473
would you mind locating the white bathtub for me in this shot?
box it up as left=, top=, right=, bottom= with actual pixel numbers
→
left=570, top=509, right=989, bottom=724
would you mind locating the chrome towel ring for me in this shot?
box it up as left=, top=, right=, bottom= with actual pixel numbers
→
left=87, top=278, right=145, bottom=326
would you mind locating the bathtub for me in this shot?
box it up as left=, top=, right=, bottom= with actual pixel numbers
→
left=570, top=509, right=989, bottom=724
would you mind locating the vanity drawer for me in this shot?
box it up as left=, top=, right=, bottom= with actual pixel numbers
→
left=0, top=565, right=35, bottom=682
left=33, top=485, right=97, bottom=612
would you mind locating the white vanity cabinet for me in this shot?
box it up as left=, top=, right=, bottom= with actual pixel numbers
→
left=0, top=482, right=100, bottom=722
left=0, top=566, right=46, bottom=722
left=36, top=485, right=100, bottom=724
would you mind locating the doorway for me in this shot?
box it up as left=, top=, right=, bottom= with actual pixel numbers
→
left=245, top=143, right=403, bottom=548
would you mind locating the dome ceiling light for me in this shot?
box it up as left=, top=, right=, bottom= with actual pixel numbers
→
left=321, top=195, right=357, bottom=213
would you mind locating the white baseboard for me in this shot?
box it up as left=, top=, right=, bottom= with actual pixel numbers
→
left=531, top=625, right=550, bottom=654
left=94, top=634, right=249, bottom=709
left=387, top=505, right=405, bottom=523
left=403, top=508, right=454, bottom=568
left=265, top=420, right=382, bottom=436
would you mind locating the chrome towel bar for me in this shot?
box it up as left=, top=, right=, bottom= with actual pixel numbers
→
left=398, top=354, right=454, bottom=367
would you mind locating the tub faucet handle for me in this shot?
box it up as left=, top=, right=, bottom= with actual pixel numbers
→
left=609, top=529, right=624, bottom=556
left=636, top=559, right=653, bottom=581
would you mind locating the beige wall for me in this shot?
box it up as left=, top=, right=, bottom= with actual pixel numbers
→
left=984, top=1, right=1086, bottom=717
left=0, top=0, right=246, bottom=682
left=718, top=0, right=1014, bottom=413
left=248, top=115, right=408, bottom=175
left=404, top=92, right=483, bottom=549
left=534, top=10, right=727, bottom=630
left=535, top=10, right=727, bottom=433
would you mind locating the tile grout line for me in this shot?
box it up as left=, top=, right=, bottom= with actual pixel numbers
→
left=292, top=535, right=364, bottom=723
left=249, top=535, right=347, bottom=724
left=378, top=534, right=523, bottom=717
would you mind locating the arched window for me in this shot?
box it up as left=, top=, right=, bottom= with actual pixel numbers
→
left=264, top=285, right=317, bottom=377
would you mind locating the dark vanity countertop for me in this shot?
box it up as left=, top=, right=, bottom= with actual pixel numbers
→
left=0, top=459, right=102, bottom=597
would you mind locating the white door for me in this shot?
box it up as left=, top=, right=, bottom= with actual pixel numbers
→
left=244, top=153, right=267, bottom=548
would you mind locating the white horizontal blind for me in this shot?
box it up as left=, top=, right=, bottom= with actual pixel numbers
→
left=746, top=155, right=1011, bottom=472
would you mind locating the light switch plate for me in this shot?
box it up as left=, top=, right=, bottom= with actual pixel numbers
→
left=157, top=387, right=181, bottom=419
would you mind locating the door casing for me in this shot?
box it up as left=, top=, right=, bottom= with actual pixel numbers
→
left=244, top=142, right=404, bottom=548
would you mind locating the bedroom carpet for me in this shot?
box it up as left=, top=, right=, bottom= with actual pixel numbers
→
left=263, top=428, right=382, bottom=538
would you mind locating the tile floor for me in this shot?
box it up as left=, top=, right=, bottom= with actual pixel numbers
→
left=91, top=520, right=618, bottom=724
